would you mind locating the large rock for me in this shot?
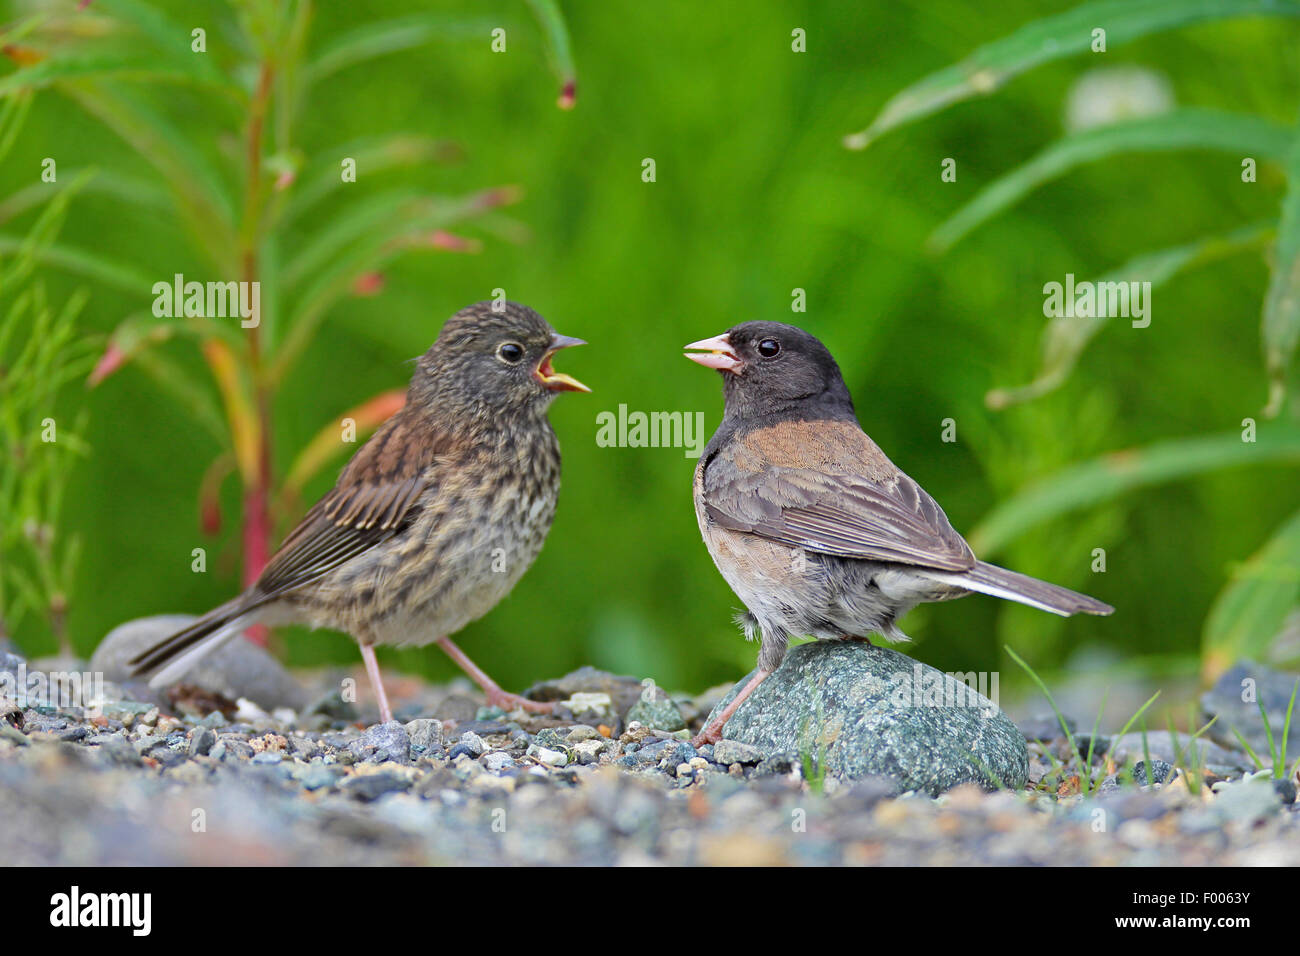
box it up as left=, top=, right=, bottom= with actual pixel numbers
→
left=704, top=642, right=1027, bottom=796
left=1201, top=661, right=1300, bottom=760
left=91, top=615, right=307, bottom=712
left=523, top=665, right=645, bottom=720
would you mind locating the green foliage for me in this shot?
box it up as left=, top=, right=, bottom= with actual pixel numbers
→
left=0, top=0, right=572, bottom=642
left=844, top=0, right=1300, bottom=148
left=0, top=0, right=1297, bottom=697
left=860, top=0, right=1300, bottom=682
left=0, top=131, right=95, bottom=649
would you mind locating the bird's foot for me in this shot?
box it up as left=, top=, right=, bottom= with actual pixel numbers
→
left=485, top=689, right=555, bottom=715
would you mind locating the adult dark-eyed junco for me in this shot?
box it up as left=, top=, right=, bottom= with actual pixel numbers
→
left=685, top=321, right=1112, bottom=746
left=130, top=302, right=589, bottom=723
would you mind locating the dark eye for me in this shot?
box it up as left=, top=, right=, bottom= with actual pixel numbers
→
left=497, top=342, right=524, bottom=364
left=757, top=338, right=780, bottom=358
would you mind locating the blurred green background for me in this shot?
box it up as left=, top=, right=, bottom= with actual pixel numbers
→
left=3, top=0, right=1299, bottom=698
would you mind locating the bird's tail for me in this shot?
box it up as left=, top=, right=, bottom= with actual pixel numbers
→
left=127, top=596, right=261, bottom=688
left=927, top=561, right=1113, bottom=617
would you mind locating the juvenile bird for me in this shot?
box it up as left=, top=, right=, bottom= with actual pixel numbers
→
left=130, top=301, right=589, bottom=723
left=685, top=322, right=1111, bottom=746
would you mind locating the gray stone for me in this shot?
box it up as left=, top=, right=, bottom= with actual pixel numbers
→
left=1132, top=759, right=1174, bottom=786
left=188, top=726, right=216, bottom=757
left=625, top=690, right=686, bottom=733
left=481, top=751, right=516, bottom=773
left=338, top=770, right=413, bottom=801
left=572, top=739, right=607, bottom=765
left=1209, top=774, right=1286, bottom=823
left=702, top=642, right=1028, bottom=795
left=404, top=718, right=443, bottom=756
left=90, top=615, right=308, bottom=711
left=713, top=739, right=766, bottom=765
left=88, top=734, right=141, bottom=767
left=292, top=763, right=345, bottom=791
left=457, top=731, right=487, bottom=757
left=523, top=666, right=646, bottom=721
left=1200, top=662, right=1300, bottom=759
left=305, top=687, right=358, bottom=722
left=1017, top=714, right=1077, bottom=742
left=0, top=650, right=25, bottom=675
left=1110, top=731, right=1249, bottom=774
left=347, top=721, right=411, bottom=764
left=528, top=744, right=569, bottom=767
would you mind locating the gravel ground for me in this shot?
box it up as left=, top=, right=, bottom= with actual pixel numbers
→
left=1, top=650, right=1297, bottom=866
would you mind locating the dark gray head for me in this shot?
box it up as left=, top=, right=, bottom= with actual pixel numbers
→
left=684, top=321, right=854, bottom=421
left=412, top=301, right=588, bottom=415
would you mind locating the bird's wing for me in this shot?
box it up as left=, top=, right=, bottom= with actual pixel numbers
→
left=702, top=429, right=976, bottom=571
left=253, top=410, right=452, bottom=598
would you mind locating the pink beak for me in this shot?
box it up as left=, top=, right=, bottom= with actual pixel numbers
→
left=684, top=333, right=743, bottom=374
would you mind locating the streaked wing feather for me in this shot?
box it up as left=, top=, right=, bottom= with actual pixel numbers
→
left=704, top=464, right=975, bottom=571
left=253, top=416, right=442, bottom=599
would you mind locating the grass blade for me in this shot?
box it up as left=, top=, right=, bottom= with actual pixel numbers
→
left=1262, top=134, right=1300, bottom=416
left=1202, top=509, right=1300, bottom=682
left=303, top=14, right=494, bottom=88
left=987, top=223, right=1274, bottom=409
left=929, top=110, right=1292, bottom=252
left=844, top=0, right=1300, bottom=149
left=969, top=427, right=1300, bottom=556
left=525, top=0, right=577, bottom=108
left=1004, top=644, right=1082, bottom=767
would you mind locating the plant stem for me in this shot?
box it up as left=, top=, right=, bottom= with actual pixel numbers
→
left=239, top=60, right=276, bottom=644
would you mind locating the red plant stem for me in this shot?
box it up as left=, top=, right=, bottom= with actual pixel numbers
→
left=239, top=61, right=275, bottom=645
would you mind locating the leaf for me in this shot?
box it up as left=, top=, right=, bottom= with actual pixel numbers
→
left=303, top=13, right=496, bottom=88
left=96, top=0, right=228, bottom=87
left=0, top=235, right=157, bottom=294
left=59, top=83, right=238, bottom=271
left=0, top=169, right=92, bottom=289
left=987, top=223, right=1275, bottom=408
left=0, top=168, right=174, bottom=226
left=272, top=186, right=521, bottom=381
left=281, top=135, right=462, bottom=225
left=127, top=348, right=227, bottom=444
left=0, top=54, right=226, bottom=97
left=1262, top=134, right=1300, bottom=417
left=0, top=88, right=33, bottom=165
left=844, top=0, right=1300, bottom=149
left=280, top=188, right=435, bottom=289
left=201, top=340, right=260, bottom=483
left=930, top=110, right=1293, bottom=252
left=525, top=0, right=577, bottom=108
left=1203, top=508, right=1300, bottom=682
left=969, top=426, right=1300, bottom=556
left=88, top=310, right=243, bottom=385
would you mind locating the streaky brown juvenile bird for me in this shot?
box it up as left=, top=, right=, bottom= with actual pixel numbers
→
left=684, top=321, right=1112, bottom=746
left=129, top=301, right=589, bottom=723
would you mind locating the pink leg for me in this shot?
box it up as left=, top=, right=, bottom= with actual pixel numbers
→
left=359, top=643, right=393, bottom=724
left=435, top=636, right=554, bottom=714
left=691, top=668, right=773, bottom=748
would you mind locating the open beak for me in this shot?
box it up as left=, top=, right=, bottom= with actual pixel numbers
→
left=684, top=333, right=743, bottom=374
left=535, top=333, right=590, bottom=393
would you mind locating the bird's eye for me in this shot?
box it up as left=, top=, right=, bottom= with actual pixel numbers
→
left=757, top=338, right=780, bottom=358
left=497, top=342, right=525, bottom=364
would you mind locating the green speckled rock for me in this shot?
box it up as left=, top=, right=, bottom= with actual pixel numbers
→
left=706, top=641, right=1026, bottom=795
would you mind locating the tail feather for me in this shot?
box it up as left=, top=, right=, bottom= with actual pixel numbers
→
left=127, top=596, right=259, bottom=685
left=927, top=561, right=1113, bottom=617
